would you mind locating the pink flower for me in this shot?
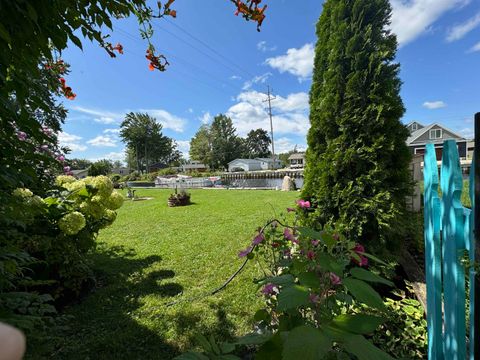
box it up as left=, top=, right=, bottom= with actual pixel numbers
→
left=63, top=166, right=71, bottom=173
left=296, top=199, right=311, bottom=209
left=309, top=293, right=320, bottom=303
left=56, top=155, right=65, bottom=162
left=40, top=144, right=49, bottom=151
left=42, top=126, right=53, bottom=136
left=307, top=250, right=315, bottom=260
left=311, top=239, right=320, bottom=246
left=286, top=207, right=295, bottom=212
left=252, top=233, right=265, bottom=245
left=352, top=243, right=368, bottom=267
left=329, top=272, right=342, bottom=285
left=238, top=246, right=252, bottom=258
left=283, top=228, right=295, bottom=242
left=16, top=131, right=27, bottom=141
left=261, top=283, right=277, bottom=296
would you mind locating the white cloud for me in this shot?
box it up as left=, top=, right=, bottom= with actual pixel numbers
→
left=265, top=43, right=314, bottom=81
left=423, top=100, right=447, bottom=109
left=87, top=135, right=117, bottom=147
left=242, top=72, right=272, bottom=90
left=176, top=140, right=191, bottom=157
left=257, top=41, right=277, bottom=52
left=230, top=75, right=241, bottom=80
left=275, top=137, right=307, bottom=154
left=58, top=131, right=87, bottom=152
left=89, top=150, right=125, bottom=163
left=446, top=12, right=480, bottom=42
left=139, top=109, right=186, bottom=132
left=390, top=0, right=469, bottom=46
left=226, top=90, right=310, bottom=137
left=70, top=105, right=186, bottom=132
left=459, top=127, right=474, bottom=138
left=103, top=128, right=121, bottom=134
left=187, top=108, right=194, bottom=113
left=199, top=112, right=212, bottom=124
left=469, top=41, right=480, bottom=52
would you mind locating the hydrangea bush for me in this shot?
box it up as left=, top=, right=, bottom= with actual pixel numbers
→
left=1, top=175, right=123, bottom=334
left=179, top=201, right=395, bottom=360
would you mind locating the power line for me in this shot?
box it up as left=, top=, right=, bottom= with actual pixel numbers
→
left=164, top=17, right=257, bottom=79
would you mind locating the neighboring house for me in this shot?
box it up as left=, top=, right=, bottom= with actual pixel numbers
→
left=227, top=158, right=282, bottom=172
left=467, top=140, right=475, bottom=159
left=288, top=152, right=306, bottom=169
left=111, top=167, right=131, bottom=176
left=256, top=158, right=283, bottom=170
left=406, top=122, right=467, bottom=160
left=149, top=162, right=168, bottom=171
left=181, top=160, right=208, bottom=173
left=72, top=169, right=88, bottom=179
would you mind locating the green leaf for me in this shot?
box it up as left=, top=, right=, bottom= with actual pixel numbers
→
left=297, top=272, right=319, bottom=288
left=342, top=334, right=394, bottom=360
left=264, top=274, right=295, bottom=286
left=362, top=252, right=388, bottom=266
left=26, top=3, right=38, bottom=22
left=316, top=253, right=344, bottom=275
left=209, top=335, right=221, bottom=355
left=297, top=227, right=323, bottom=240
left=282, top=326, right=332, bottom=360
left=255, top=332, right=283, bottom=360
left=194, top=334, right=212, bottom=353
left=277, top=285, right=310, bottom=311
left=70, top=34, right=83, bottom=50
left=350, top=267, right=393, bottom=287
left=234, top=332, right=271, bottom=345
left=0, top=22, right=11, bottom=43
left=254, top=309, right=270, bottom=322
left=173, top=352, right=209, bottom=360
left=343, top=278, right=385, bottom=310
left=331, top=314, right=384, bottom=335
left=219, top=342, right=235, bottom=354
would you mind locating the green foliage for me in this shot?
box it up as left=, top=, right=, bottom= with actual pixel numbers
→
left=243, top=129, right=271, bottom=158
left=1, top=176, right=123, bottom=336
left=120, top=112, right=179, bottom=172
left=370, top=292, right=427, bottom=359
left=67, top=158, right=93, bottom=170
left=302, top=0, right=412, bottom=251
left=181, top=208, right=395, bottom=359
left=89, top=159, right=114, bottom=176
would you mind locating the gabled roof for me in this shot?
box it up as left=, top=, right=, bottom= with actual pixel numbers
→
left=228, top=158, right=261, bottom=165
left=406, top=123, right=466, bottom=145
left=288, top=152, right=305, bottom=160
left=255, top=157, right=280, bottom=162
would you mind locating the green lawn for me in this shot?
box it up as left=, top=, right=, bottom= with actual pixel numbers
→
left=36, top=189, right=298, bottom=360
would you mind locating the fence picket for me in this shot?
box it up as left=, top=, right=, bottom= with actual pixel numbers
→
left=424, top=140, right=475, bottom=359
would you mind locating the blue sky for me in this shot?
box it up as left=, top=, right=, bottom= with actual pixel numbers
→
left=60, top=0, right=480, bottom=163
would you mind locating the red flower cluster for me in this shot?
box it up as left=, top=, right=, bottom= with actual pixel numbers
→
left=105, top=43, right=124, bottom=58
left=59, top=78, right=76, bottom=100
left=146, top=49, right=169, bottom=72
left=234, top=0, right=267, bottom=31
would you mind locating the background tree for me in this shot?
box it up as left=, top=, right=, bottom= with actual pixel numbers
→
left=243, top=129, right=271, bottom=158
left=120, top=112, right=175, bottom=173
left=302, top=0, right=412, bottom=251
left=88, top=159, right=114, bottom=176
left=278, top=146, right=299, bottom=167
left=67, top=158, right=93, bottom=170
left=189, top=125, right=213, bottom=168
left=210, top=114, right=244, bottom=170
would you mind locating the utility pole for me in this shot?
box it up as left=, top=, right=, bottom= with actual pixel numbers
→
left=263, top=85, right=276, bottom=169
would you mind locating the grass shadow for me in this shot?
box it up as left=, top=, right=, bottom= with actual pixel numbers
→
left=34, top=244, right=184, bottom=360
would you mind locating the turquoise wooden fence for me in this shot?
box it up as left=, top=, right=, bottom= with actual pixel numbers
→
left=424, top=140, right=476, bottom=359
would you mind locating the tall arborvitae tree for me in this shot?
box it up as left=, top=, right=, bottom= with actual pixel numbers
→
left=302, top=0, right=412, bottom=251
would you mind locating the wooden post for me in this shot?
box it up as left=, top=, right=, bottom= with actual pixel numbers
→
left=474, top=112, right=480, bottom=360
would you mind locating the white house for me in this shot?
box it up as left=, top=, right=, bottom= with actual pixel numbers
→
left=111, top=167, right=131, bottom=176
left=227, top=158, right=282, bottom=172
left=71, top=169, right=88, bottom=179
left=181, top=160, right=208, bottom=173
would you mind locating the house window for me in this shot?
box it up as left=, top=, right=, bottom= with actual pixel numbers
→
left=429, top=129, right=442, bottom=139
left=411, top=123, right=418, bottom=131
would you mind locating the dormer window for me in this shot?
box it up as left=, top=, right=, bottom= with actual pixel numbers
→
left=411, top=123, right=418, bottom=131
left=429, top=129, right=442, bottom=139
